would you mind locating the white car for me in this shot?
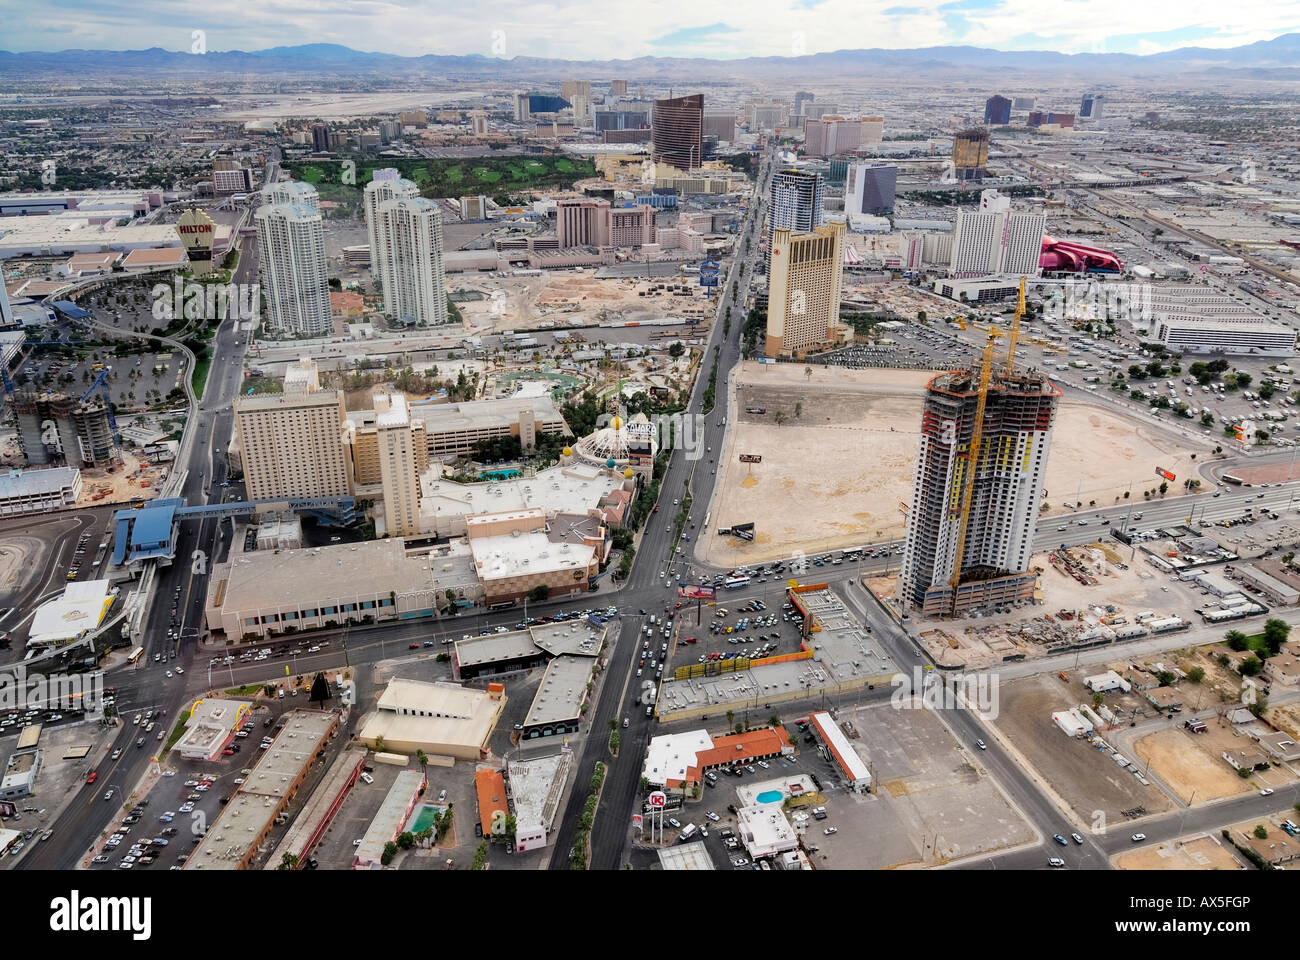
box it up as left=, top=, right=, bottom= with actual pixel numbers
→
left=165, top=670, right=173, bottom=678
left=1260, top=788, right=1275, bottom=796
left=175, top=667, right=184, bottom=674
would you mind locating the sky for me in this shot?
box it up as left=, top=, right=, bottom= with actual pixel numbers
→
left=1, top=0, right=1298, bottom=58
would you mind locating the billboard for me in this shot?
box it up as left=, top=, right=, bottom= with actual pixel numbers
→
left=679, top=585, right=717, bottom=601
left=1154, top=467, right=1176, bottom=481
left=739, top=454, right=762, bottom=464
left=175, top=207, right=217, bottom=267
left=699, top=259, right=720, bottom=288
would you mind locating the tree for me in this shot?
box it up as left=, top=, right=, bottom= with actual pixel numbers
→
left=1092, top=691, right=1105, bottom=707
left=529, top=584, right=549, bottom=603
left=1225, top=630, right=1248, bottom=651
left=381, top=841, right=398, bottom=865
left=804, top=366, right=812, bottom=381
left=668, top=341, right=685, bottom=358
left=773, top=411, right=787, bottom=427
left=416, top=749, right=428, bottom=781
left=1237, top=373, right=1253, bottom=388
left=374, top=735, right=387, bottom=754
left=1186, top=666, right=1205, bottom=684
left=794, top=401, right=803, bottom=419
left=1254, top=824, right=1269, bottom=840
left=278, top=852, right=300, bottom=870
left=1240, top=657, right=1262, bottom=677
left=1263, top=618, right=1291, bottom=656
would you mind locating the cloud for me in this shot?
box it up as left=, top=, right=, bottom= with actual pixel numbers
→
left=0, top=0, right=1296, bottom=59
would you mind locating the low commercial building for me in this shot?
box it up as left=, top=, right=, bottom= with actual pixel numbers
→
left=204, top=538, right=450, bottom=641
left=1154, top=316, right=1297, bottom=357
left=0, top=750, right=40, bottom=799
left=1084, top=671, right=1131, bottom=694
left=642, top=727, right=793, bottom=789
left=520, top=656, right=595, bottom=740
left=808, top=711, right=871, bottom=792
left=506, top=752, right=572, bottom=852
left=475, top=767, right=509, bottom=837
left=27, top=579, right=116, bottom=648
left=735, top=804, right=799, bottom=860
left=1222, top=748, right=1270, bottom=772
left=185, top=710, right=339, bottom=870
left=353, top=768, right=427, bottom=869
left=467, top=509, right=600, bottom=606
left=171, top=698, right=253, bottom=761
left=264, top=749, right=365, bottom=869
left=0, top=467, right=82, bottom=516
left=1234, top=564, right=1300, bottom=606
left=357, top=678, right=506, bottom=759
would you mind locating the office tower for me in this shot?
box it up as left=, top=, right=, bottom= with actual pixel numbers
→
left=609, top=79, right=628, bottom=97
left=860, top=116, right=884, bottom=143
left=952, top=129, right=990, bottom=180
left=846, top=162, right=897, bottom=216
left=767, top=169, right=824, bottom=259
left=984, top=95, right=1012, bottom=126
left=899, top=365, right=1060, bottom=617
left=235, top=387, right=352, bottom=502
left=372, top=196, right=448, bottom=327
left=310, top=123, right=330, bottom=152
left=378, top=119, right=401, bottom=143
left=373, top=393, right=422, bottom=537
left=254, top=202, right=332, bottom=337
left=1013, top=96, right=1035, bottom=110
left=803, top=116, right=862, bottom=158
left=793, top=91, right=814, bottom=115
left=513, top=91, right=531, bottom=122
left=764, top=221, right=847, bottom=359
left=750, top=104, right=785, bottom=130
left=652, top=94, right=704, bottom=171
left=469, top=111, right=489, bottom=135
left=1079, top=93, right=1104, bottom=119
left=262, top=180, right=319, bottom=213
left=949, top=189, right=1046, bottom=279
left=596, top=105, right=651, bottom=131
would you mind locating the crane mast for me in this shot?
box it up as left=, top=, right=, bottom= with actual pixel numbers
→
left=949, top=332, right=1000, bottom=615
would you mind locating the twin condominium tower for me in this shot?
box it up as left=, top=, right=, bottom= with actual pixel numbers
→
left=255, top=169, right=447, bottom=336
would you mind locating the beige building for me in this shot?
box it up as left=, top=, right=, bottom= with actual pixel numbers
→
left=764, top=220, right=849, bottom=358
left=374, top=393, right=422, bottom=538
left=235, top=387, right=352, bottom=503
left=358, top=678, right=506, bottom=758
left=466, top=508, right=600, bottom=605
left=347, top=410, right=429, bottom=486
left=408, top=396, right=569, bottom=460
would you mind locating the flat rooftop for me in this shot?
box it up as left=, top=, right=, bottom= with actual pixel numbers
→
left=408, top=395, right=564, bottom=432
left=529, top=621, right=605, bottom=657
left=0, top=467, right=80, bottom=498
left=214, top=539, right=433, bottom=610
left=506, top=753, right=572, bottom=834
left=471, top=529, right=595, bottom=582
left=355, top=769, right=425, bottom=867
left=523, top=655, right=593, bottom=728
left=420, top=463, right=622, bottom=525
left=454, top=631, right=541, bottom=670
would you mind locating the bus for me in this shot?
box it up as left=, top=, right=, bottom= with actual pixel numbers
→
left=127, top=647, right=145, bottom=664
left=724, top=576, right=751, bottom=590
left=1222, top=474, right=1244, bottom=485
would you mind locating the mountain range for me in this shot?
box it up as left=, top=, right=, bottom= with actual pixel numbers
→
left=1, top=34, right=1298, bottom=79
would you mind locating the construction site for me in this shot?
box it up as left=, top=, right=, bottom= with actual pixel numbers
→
left=703, top=364, right=1201, bottom=570
left=454, top=270, right=715, bottom=334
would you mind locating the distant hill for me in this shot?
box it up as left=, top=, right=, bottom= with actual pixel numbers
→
left=1, top=34, right=1298, bottom=78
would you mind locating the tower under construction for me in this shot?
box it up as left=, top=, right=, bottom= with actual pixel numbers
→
left=14, top=391, right=118, bottom=467
left=899, top=362, right=1060, bottom=618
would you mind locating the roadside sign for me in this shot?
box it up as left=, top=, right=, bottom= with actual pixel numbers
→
left=648, top=791, right=667, bottom=808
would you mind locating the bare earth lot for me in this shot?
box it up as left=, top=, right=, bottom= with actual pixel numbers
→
left=1113, top=834, right=1245, bottom=870
left=702, top=362, right=1203, bottom=567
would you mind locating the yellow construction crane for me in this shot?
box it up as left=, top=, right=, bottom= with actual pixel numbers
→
left=1004, top=276, right=1027, bottom=377
left=949, top=330, right=1003, bottom=615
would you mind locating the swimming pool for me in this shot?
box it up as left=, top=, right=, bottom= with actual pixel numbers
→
left=405, top=803, right=445, bottom=834
left=755, top=790, right=783, bottom=804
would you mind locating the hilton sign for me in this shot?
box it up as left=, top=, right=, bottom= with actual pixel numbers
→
left=175, top=207, right=217, bottom=273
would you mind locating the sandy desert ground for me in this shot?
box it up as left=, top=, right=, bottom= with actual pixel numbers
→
left=701, top=362, right=1207, bottom=566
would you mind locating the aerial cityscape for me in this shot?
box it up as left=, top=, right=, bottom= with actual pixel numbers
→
left=1, top=3, right=1298, bottom=923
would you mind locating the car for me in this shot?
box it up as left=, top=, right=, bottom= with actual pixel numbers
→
left=1260, top=788, right=1275, bottom=796
left=92, top=854, right=110, bottom=864
left=437, top=789, right=447, bottom=803
left=668, top=818, right=681, bottom=829
left=731, top=857, right=749, bottom=867
left=118, top=861, right=134, bottom=869
left=1048, top=857, right=1066, bottom=868
left=1052, top=833, right=1067, bottom=846
left=184, top=780, right=199, bottom=787
left=165, top=670, right=172, bottom=678
left=823, top=827, right=838, bottom=835
left=622, top=717, right=629, bottom=728
left=1071, top=833, right=1084, bottom=845
left=975, top=739, right=986, bottom=750
left=705, top=812, right=720, bottom=822
left=409, top=643, right=419, bottom=649
left=353, top=839, right=363, bottom=846
left=1130, top=833, right=1147, bottom=843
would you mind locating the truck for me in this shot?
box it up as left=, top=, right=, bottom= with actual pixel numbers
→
left=678, top=823, right=697, bottom=842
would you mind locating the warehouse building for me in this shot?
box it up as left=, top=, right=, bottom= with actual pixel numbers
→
left=357, top=678, right=506, bottom=758
left=0, top=467, right=82, bottom=516
left=1154, top=316, right=1297, bottom=357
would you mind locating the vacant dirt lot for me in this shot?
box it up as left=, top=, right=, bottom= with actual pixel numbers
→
left=703, top=362, right=1203, bottom=567
left=1113, top=834, right=1245, bottom=870
left=992, top=673, right=1176, bottom=824
left=1133, top=727, right=1248, bottom=804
